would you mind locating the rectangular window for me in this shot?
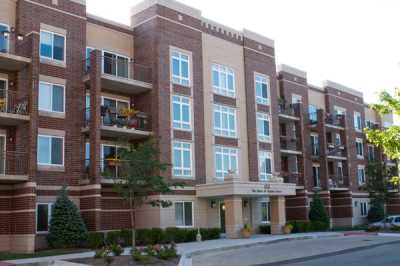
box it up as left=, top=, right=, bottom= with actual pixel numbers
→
left=85, top=47, right=94, bottom=71
left=0, top=23, right=10, bottom=53
left=312, top=164, right=321, bottom=187
left=171, top=50, right=190, bottom=86
left=335, top=133, right=341, bottom=146
left=172, top=95, right=191, bottom=130
left=368, top=145, right=375, bottom=161
left=259, top=151, right=272, bottom=181
left=36, top=203, right=53, bottom=233
left=215, top=146, right=238, bottom=179
left=175, top=202, right=193, bottom=227
left=103, top=51, right=129, bottom=79
left=212, top=64, right=235, bottom=98
left=308, top=105, right=318, bottom=123
left=334, top=106, right=346, bottom=116
left=37, top=135, right=64, bottom=166
left=354, top=112, right=362, bottom=131
left=173, top=141, right=192, bottom=177
left=310, top=134, right=320, bottom=156
left=360, top=202, right=368, bottom=217
left=101, top=144, right=127, bottom=178
left=356, top=138, right=364, bottom=158
left=213, top=105, right=237, bottom=138
left=39, top=82, right=65, bottom=113
left=261, top=201, right=271, bottom=223
left=85, top=142, right=90, bottom=169
left=40, top=30, right=65, bottom=62
left=257, top=113, right=271, bottom=142
left=358, top=165, right=366, bottom=185
left=255, top=74, right=269, bottom=105
left=292, top=94, right=302, bottom=104
left=102, top=97, right=129, bottom=126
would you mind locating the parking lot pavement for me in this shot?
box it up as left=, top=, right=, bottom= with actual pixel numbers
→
left=191, top=236, right=400, bottom=266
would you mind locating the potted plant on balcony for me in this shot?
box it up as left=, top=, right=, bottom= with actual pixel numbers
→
left=120, top=106, right=140, bottom=129
left=283, top=223, right=293, bottom=234
left=241, top=224, right=252, bottom=238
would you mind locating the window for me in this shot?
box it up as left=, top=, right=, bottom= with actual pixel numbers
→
left=36, top=203, right=53, bottom=233
left=212, top=64, right=235, bottom=97
left=368, top=145, right=375, bottom=161
left=85, top=47, right=94, bottom=71
left=310, top=134, right=319, bottom=156
left=358, top=165, right=366, bottom=185
left=39, top=82, right=65, bottom=113
left=215, top=146, right=238, bottom=179
left=312, top=164, right=320, bottom=187
left=261, top=201, right=271, bottom=223
left=334, top=106, right=346, bottom=116
left=335, top=133, right=341, bottom=146
left=101, top=144, right=126, bottom=178
left=337, top=162, right=343, bottom=177
left=175, top=202, right=193, bottom=227
left=292, top=94, right=302, bottom=104
left=255, top=74, right=269, bottom=105
left=103, top=51, right=129, bottom=78
left=37, top=135, right=64, bottom=166
left=257, top=113, right=271, bottom=142
left=85, top=142, right=90, bottom=169
left=356, top=138, right=364, bottom=158
left=172, top=95, right=191, bottom=130
left=102, top=97, right=129, bottom=126
left=213, top=105, right=237, bottom=138
left=173, top=141, right=192, bottom=177
left=40, top=30, right=65, bottom=62
left=354, top=112, right=362, bottom=132
left=360, top=202, right=368, bottom=217
left=0, top=23, right=10, bottom=53
left=259, top=151, right=272, bottom=181
left=308, top=105, right=318, bottom=123
left=171, top=50, right=190, bottom=86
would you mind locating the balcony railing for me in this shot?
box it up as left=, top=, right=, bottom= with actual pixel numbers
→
left=282, top=172, right=301, bottom=185
left=0, top=151, right=28, bottom=177
left=325, top=114, right=345, bottom=128
left=327, top=145, right=346, bottom=158
left=309, top=112, right=318, bottom=125
left=280, top=136, right=301, bottom=151
left=85, top=158, right=129, bottom=180
left=278, top=103, right=300, bottom=118
left=366, top=121, right=380, bottom=130
left=0, top=89, right=28, bottom=115
left=328, top=176, right=348, bottom=189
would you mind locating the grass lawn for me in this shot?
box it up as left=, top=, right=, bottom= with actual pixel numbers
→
left=0, top=248, right=90, bottom=261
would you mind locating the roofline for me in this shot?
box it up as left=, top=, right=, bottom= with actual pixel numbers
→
left=323, top=80, right=363, bottom=98
left=278, top=64, right=307, bottom=79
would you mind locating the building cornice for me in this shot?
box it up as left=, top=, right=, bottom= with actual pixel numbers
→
left=323, top=80, right=363, bottom=98
left=278, top=64, right=307, bottom=79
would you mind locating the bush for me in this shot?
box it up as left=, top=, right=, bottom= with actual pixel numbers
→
left=110, top=243, right=124, bottom=256
left=310, top=221, right=329, bottom=232
left=120, top=229, right=132, bottom=247
left=259, top=224, right=271, bottom=234
left=288, top=221, right=312, bottom=233
left=308, top=192, right=330, bottom=231
left=47, top=186, right=88, bottom=248
left=105, top=231, right=122, bottom=245
left=368, top=200, right=385, bottom=223
left=201, top=228, right=221, bottom=240
left=86, top=232, right=105, bottom=249
left=367, top=225, right=381, bottom=232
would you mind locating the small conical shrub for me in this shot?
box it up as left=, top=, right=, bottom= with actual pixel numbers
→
left=309, top=192, right=330, bottom=230
left=367, top=199, right=384, bottom=223
left=47, top=186, right=88, bottom=248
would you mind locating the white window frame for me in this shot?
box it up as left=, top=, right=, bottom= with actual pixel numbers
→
left=38, top=81, right=66, bottom=114
left=255, top=73, right=270, bottom=105
left=37, top=134, right=64, bottom=166
left=368, top=144, right=375, bottom=161
left=356, top=138, right=364, bottom=159
left=357, top=165, right=366, bottom=185
left=354, top=112, right=362, bottom=132
left=100, top=143, right=126, bottom=177
left=102, top=50, right=130, bottom=79
left=335, top=133, right=341, bottom=146
left=175, top=201, right=194, bottom=228
left=36, top=202, right=54, bottom=234
left=312, top=164, right=321, bottom=187
left=360, top=202, right=368, bottom=217
left=40, top=30, right=66, bottom=63
left=212, top=63, right=236, bottom=98
left=334, top=106, right=346, bottom=116
left=172, top=95, right=192, bottom=131
left=311, top=134, right=319, bottom=156
left=259, top=151, right=273, bottom=181
left=0, top=23, right=10, bottom=53
left=172, top=141, right=193, bottom=178
left=213, top=104, right=237, bottom=138
left=257, top=112, right=271, bottom=143
left=214, top=146, right=239, bottom=180
left=171, top=49, right=191, bottom=86
left=291, top=94, right=302, bottom=104
left=260, top=201, right=271, bottom=223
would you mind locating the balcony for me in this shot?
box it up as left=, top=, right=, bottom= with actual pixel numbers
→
left=83, top=107, right=151, bottom=139
left=280, top=136, right=302, bottom=154
left=84, top=56, right=152, bottom=95
left=278, top=103, right=300, bottom=120
left=0, top=90, right=29, bottom=125
left=0, top=40, right=31, bottom=71
left=325, top=114, right=345, bottom=129
left=0, top=151, right=29, bottom=183
left=327, top=144, right=347, bottom=160
left=328, top=176, right=348, bottom=190
left=366, top=121, right=380, bottom=130
left=282, top=172, right=303, bottom=187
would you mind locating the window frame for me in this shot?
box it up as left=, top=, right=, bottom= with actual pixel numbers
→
left=354, top=112, right=362, bottom=132
left=172, top=94, right=192, bottom=131
left=214, top=146, right=239, bottom=180
left=175, top=201, right=194, bottom=228
left=171, top=49, right=191, bottom=87
left=37, top=134, right=64, bottom=167
left=39, top=30, right=66, bottom=63
left=213, top=104, right=237, bottom=138
left=0, top=23, right=10, bottom=53
left=36, top=202, right=54, bottom=234
left=259, top=151, right=273, bottom=181
left=254, top=73, right=270, bottom=105
left=356, top=138, right=364, bottom=159
left=312, top=164, right=321, bottom=187
left=212, top=63, right=236, bottom=98
left=257, top=112, right=271, bottom=143
left=360, top=202, right=368, bottom=217
left=260, top=201, right=271, bottom=224
left=102, top=50, right=130, bottom=79
left=310, top=134, right=320, bottom=156
left=38, top=81, right=66, bottom=114
left=368, top=144, right=375, bottom=161
left=172, top=141, right=193, bottom=178
left=357, top=165, right=366, bottom=185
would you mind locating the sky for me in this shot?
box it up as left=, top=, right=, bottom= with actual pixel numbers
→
left=87, top=0, right=400, bottom=104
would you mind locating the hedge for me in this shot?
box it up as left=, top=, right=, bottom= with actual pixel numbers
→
left=259, top=224, right=271, bottom=234
left=85, top=227, right=221, bottom=248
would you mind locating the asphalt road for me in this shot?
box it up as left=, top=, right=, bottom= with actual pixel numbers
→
left=191, top=236, right=400, bottom=266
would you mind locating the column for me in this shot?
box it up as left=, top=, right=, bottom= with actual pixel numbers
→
left=224, top=196, right=243, bottom=238
left=270, top=196, right=286, bottom=234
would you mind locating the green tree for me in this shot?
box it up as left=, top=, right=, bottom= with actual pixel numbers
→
left=309, top=192, right=330, bottom=230
left=367, top=199, right=385, bottom=223
left=48, top=186, right=88, bottom=248
left=364, top=161, right=391, bottom=209
left=112, top=138, right=179, bottom=247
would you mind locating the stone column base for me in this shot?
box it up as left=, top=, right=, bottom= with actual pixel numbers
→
left=224, top=196, right=243, bottom=239
left=270, top=196, right=286, bottom=235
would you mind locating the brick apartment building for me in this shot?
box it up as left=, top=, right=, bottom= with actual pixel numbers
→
left=0, top=0, right=398, bottom=253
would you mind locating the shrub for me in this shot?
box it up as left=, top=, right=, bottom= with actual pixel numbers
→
left=310, top=221, right=329, bottom=231
left=105, top=231, right=122, bottom=245
left=86, top=232, right=105, bottom=249
left=120, top=229, right=132, bottom=247
left=309, top=192, right=330, bottom=231
left=157, top=243, right=178, bottom=260
left=110, top=243, right=124, bottom=256
left=367, top=225, right=381, bottom=232
left=201, top=228, right=221, bottom=240
left=368, top=200, right=385, bottom=223
left=131, top=248, right=152, bottom=264
left=259, top=224, right=271, bottom=234
left=47, top=186, right=88, bottom=248
left=150, top=228, right=165, bottom=244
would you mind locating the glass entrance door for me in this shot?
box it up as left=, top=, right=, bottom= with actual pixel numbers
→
left=220, top=202, right=226, bottom=233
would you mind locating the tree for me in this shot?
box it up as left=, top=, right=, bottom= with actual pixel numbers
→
left=48, top=186, right=88, bottom=248
left=112, top=138, right=179, bottom=247
left=309, top=191, right=330, bottom=230
left=364, top=161, right=391, bottom=209
left=367, top=199, right=385, bottom=223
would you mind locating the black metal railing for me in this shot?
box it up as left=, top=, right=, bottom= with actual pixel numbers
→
left=325, top=114, right=345, bottom=127
left=309, top=111, right=318, bottom=125
left=278, top=103, right=300, bottom=117
left=0, top=151, right=28, bottom=176
left=85, top=158, right=130, bottom=179
left=328, top=175, right=348, bottom=189
left=280, top=136, right=300, bottom=151
left=0, top=90, right=28, bottom=115
left=282, top=172, right=301, bottom=185
left=327, top=145, right=346, bottom=158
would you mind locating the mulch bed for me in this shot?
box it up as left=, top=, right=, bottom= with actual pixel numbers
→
left=69, top=256, right=180, bottom=266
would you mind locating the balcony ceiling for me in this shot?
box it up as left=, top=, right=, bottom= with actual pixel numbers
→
left=0, top=52, right=31, bottom=71
left=82, top=125, right=151, bottom=140
left=0, top=113, right=30, bottom=126
left=0, top=174, right=29, bottom=184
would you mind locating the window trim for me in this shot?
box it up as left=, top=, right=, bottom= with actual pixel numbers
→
left=214, top=145, right=239, bottom=180
left=312, top=163, right=321, bottom=188
left=212, top=63, right=236, bottom=98
left=257, top=112, right=271, bottom=143
left=172, top=141, right=193, bottom=178
left=254, top=73, right=270, bottom=105
left=175, top=201, right=194, bottom=228
left=357, top=165, right=366, bottom=185
left=368, top=144, right=375, bottom=161
left=40, top=30, right=66, bottom=63
left=259, top=151, right=273, bottom=181
left=0, top=23, right=10, bottom=53
left=102, top=50, right=131, bottom=79
left=356, top=138, right=364, bottom=159
left=354, top=111, right=362, bottom=132
left=260, top=201, right=271, bottom=224
left=38, top=81, right=66, bottom=114
left=360, top=201, right=368, bottom=217
left=37, top=134, right=64, bottom=167
left=172, top=94, right=192, bottom=131
left=36, top=202, right=54, bottom=234
left=311, top=134, right=319, bottom=156
left=171, top=48, right=191, bottom=87
left=213, top=104, right=237, bottom=138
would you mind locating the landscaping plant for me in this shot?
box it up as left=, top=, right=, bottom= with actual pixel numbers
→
left=309, top=191, right=330, bottom=230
